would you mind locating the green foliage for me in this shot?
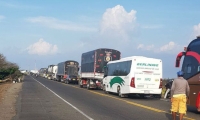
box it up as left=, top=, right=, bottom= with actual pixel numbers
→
left=0, top=53, right=20, bottom=80
left=0, top=67, right=18, bottom=80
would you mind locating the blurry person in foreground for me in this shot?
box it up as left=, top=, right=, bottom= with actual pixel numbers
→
left=170, top=71, right=190, bottom=120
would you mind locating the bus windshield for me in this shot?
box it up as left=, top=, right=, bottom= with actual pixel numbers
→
left=180, top=39, right=200, bottom=79
left=175, top=36, right=200, bottom=111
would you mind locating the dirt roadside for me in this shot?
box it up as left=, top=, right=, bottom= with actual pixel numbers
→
left=0, top=81, right=22, bottom=120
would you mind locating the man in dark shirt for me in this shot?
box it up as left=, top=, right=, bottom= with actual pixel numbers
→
left=164, top=80, right=173, bottom=99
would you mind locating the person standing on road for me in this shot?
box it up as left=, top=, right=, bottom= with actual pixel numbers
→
left=164, top=79, right=173, bottom=99
left=170, top=71, right=190, bottom=120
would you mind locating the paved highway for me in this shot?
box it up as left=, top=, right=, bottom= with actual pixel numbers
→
left=12, top=76, right=199, bottom=120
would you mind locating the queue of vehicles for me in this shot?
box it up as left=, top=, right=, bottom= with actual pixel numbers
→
left=38, top=37, right=200, bottom=113
left=38, top=48, right=163, bottom=98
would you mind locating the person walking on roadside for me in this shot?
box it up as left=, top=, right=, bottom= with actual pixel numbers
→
left=170, top=71, right=190, bottom=120
left=164, top=79, right=173, bottom=99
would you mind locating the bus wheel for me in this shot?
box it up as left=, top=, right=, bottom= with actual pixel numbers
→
left=117, top=86, right=125, bottom=98
left=103, top=85, right=108, bottom=94
left=140, top=94, right=145, bottom=98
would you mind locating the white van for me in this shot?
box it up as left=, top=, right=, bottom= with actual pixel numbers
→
left=102, top=56, right=163, bottom=98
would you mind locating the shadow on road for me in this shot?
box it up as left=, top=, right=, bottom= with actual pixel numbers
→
left=164, top=113, right=179, bottom=120
left=187, top=106, right=200, bottom=115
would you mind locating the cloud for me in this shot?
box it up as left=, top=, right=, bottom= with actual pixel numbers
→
left=99, top=5, right=137, bottom=42
left=26, top=38, right=58, bottom=55
left=137, top=44, right=155, bottom=51
left=137, top=41, right=183, bottom=54
left=159, top=41, right=177, bottom=52
left=141, top=25, right=164, bottom=29
left=0, top=1, right=41, bottom=9
left=193, top=23, right=200, bottom=37
left=26, top=16, right=97, bottom=32
left=100, top=5, right=136, bottom=32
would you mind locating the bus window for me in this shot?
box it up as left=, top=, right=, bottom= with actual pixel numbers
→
left=198, top=66, right=200, bottom=72
left=187, top=65, right=191, bottom=73
left=183, top=66, right=187, bottom=73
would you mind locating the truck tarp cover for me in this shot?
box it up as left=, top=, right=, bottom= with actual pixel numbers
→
left=57, top=61, right=79, bottom=76
left=81, top=48, right=121, bottom=73
left=57, top=62, right=65, bottom=75
left=65, top=61, right=79, bottom=76
left=48, top=65, right=55, bottom=73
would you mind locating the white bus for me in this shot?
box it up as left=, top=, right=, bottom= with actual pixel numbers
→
left=102, top=56, right=163, bottom=98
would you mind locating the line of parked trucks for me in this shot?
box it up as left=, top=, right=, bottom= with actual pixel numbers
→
left=39, top=48, right=121, bottom=90
left=38, top=48, right=163, bottom=99
left=36, top=36, right=200, bottom=112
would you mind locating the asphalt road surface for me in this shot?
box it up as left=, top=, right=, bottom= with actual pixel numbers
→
left=12, top=76, right=200, bottom=120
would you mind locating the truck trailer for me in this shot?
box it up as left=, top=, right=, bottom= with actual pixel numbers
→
left=52, top=65, right=58, bottom=80
left=47, top=65, right=55, bottom=80
left=39, top=68, right=47, bottom=77
left=80, top=48, right=121, bottom=89
left=57, top=60, right=79, bottom=84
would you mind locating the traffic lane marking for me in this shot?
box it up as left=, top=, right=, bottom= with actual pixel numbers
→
left=60, top=83, right=196, bottom=120
left=32, top=77, right=94, bottom=120
left=41, top=78, right=195, bottom=120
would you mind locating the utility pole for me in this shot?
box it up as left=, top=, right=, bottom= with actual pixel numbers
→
left=35, top=60, right=36, bottom=71
left=35, top=59, right=37, bottom=73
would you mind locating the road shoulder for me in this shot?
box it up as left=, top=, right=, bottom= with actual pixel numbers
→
left=0, top=82, right=22, bottom=120
left=12, top=76, right=89, bottom=120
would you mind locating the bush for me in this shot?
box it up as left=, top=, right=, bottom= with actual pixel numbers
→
left=0, top=53, right=20, bottom=80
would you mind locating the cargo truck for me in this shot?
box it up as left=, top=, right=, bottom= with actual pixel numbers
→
left=80, top=48, right=121, bottom=89
left=52, top=65, right=58, bottom=80
left=47, top=65, right=55, bottom=80
left=57, top=60, right=79, bottom=84
left=39, top=68, right=47, bottom=77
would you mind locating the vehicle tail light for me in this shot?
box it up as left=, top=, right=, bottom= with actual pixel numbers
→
left=82, top=80, right=87, bottom=84
left=196, top=92, right=200, bottom=108
left=130, top=77, right=135, bottom=88
left=159, top=78, right=162, bottom=88
left=64, top=74, right=67, bottom=79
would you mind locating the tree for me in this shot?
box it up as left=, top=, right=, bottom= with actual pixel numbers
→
left=0, top=53, right=7, bottom=67
left=0, top=53, right=20, bottom=80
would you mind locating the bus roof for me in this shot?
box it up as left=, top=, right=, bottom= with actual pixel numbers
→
left=107, top=56, right=162, bottom=64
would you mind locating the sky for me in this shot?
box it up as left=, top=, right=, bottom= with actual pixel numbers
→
left=1, top=0, right=200, bottom=78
